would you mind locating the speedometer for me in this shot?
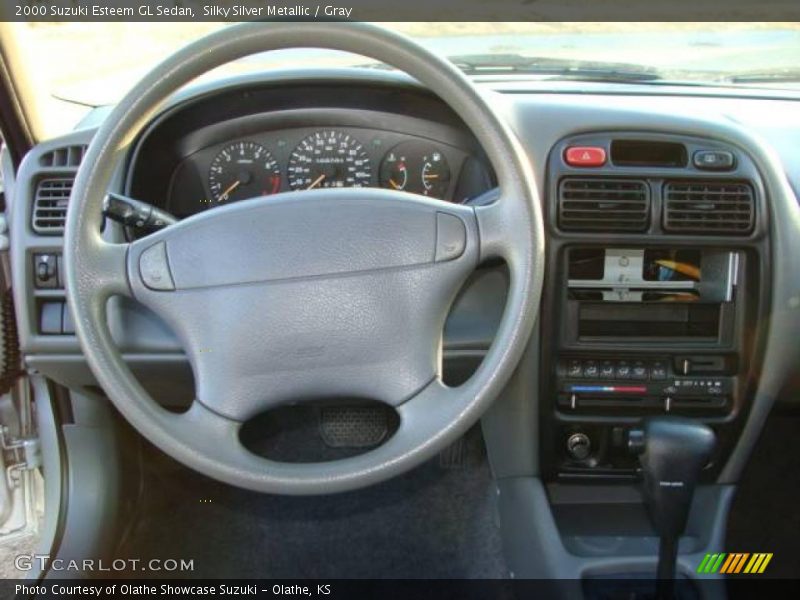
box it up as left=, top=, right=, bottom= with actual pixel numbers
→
left=287, top=130, right=372, bottom=190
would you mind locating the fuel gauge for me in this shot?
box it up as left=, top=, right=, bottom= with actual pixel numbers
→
left=420, top=150, right=451, bottom=198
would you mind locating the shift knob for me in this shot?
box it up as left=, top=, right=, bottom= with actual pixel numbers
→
left=629, top=417, right=716, bottom=541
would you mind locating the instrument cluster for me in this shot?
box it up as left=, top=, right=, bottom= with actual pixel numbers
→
left=169, top=126, right=469, bottom=218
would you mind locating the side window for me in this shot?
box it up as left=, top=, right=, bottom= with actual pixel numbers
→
left=0, top=131, right=15, bottom=216
left=0, top=131, right=11, bottom=243
left=0, top=133, right=5, bottom=209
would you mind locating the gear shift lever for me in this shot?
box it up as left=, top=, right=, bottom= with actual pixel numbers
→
left=628, top=417, right=715, bottom=599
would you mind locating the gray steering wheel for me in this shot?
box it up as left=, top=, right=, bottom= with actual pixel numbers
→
left=64, top=22, right=544, bottom=495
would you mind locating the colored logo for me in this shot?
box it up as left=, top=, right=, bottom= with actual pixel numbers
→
left=697, top=553, right=773, bottom=575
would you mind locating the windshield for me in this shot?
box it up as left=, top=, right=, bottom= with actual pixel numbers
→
left=5, top=22, right=800, bottom=139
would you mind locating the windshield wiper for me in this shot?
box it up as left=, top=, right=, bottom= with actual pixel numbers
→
left=446, top=54, right=663, bottom=82
left=51, top=93, right=101, bottom=109
left=725, top=68, right=800, bottom=84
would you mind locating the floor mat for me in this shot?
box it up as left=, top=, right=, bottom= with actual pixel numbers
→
left=726, top=413, right=800, bottom=578
left=116, top=427, right=508, bottom=579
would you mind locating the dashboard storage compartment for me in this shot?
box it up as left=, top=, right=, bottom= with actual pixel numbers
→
left=565, top=247, right=738, bottom=343
left=577, top=302, right=720, bottom=340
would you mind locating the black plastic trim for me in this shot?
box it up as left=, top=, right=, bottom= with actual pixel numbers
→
left=540, top=130, right=772, bottom=485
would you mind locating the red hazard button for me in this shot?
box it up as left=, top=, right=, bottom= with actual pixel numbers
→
left=565, top=146, right=607, bottom=167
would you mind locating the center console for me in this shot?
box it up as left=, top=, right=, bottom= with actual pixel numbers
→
left=539, top=132, right=769, bottom=486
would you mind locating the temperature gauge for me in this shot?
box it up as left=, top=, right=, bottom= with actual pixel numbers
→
left=379, top=149, right=409, bottom=191
left=380, top=141, right=452, bottom=200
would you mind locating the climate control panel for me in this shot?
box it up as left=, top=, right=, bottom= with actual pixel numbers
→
left=548, top=354, right=738, bottom=480
left=556, top=356, right=735, bottom=415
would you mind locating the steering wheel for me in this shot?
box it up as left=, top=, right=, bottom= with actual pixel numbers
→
left=64, top=22, right=544, bottom=495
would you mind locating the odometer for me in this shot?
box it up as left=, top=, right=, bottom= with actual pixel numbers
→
left=208, top=141, right=281, bottom=204
left=288, top=130, right=372, bottom=190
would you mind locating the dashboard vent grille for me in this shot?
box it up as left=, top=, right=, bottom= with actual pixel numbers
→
left=663, top=180, right=754, bottom=235
left=32, top=178, right=73, bottom=234
left=558, top=178, right=650, bottom=232
left=38, top=145, right=86, bottom=168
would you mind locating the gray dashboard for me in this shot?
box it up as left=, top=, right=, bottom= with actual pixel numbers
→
left=7, top=68, right=800, bottom=466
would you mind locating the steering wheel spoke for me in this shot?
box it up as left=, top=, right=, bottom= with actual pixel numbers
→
left=71, top=235, right=133, bottom=302
left=475, top=189, right=534, bottom=261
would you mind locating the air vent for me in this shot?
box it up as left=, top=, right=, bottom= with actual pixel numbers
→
left=32, top=178, right=73, bottom=234
left=558, top=178, right=650, bottom=232
left=663, top=180, right=754, bottom=235
left=38, top=145, right=86, bottom=168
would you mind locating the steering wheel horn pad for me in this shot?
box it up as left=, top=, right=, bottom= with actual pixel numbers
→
left=64, top=23, right=544, bottom=495
left=128, top=190, right=479, bottom=420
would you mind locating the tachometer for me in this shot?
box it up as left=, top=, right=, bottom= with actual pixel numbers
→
left=208, top=141, right=281, bottom=204
left=287, top=130, right=371, bottom=190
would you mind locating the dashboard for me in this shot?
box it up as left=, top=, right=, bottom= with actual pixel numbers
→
left=7, top=71, right=800, bottom=490
left=3, top=51, right=800, bottom=584
left=125, top=84, right=495, bottom=222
